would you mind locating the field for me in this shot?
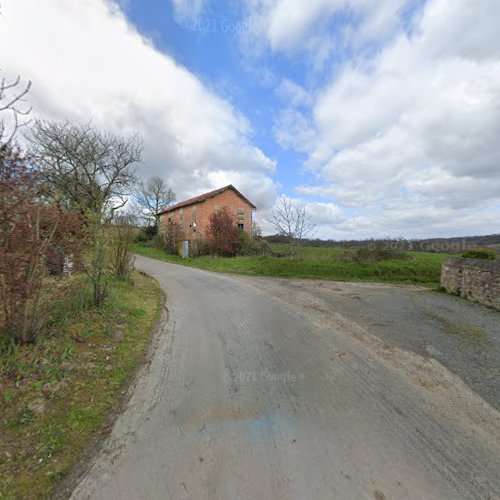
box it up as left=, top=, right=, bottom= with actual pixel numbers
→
left=0, top=272, right=163, bottom=499
left=132, top=243, right=453, bottom=286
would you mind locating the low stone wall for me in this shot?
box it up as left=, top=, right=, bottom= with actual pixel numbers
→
left=441, top=258, right=500, bottom=310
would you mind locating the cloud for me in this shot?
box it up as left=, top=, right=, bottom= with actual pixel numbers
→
left=273, top=108, right=315, bottom=152
left=241, top=0, right=414, bottom=58
left=256, top=196, right=345, bottom=239
left=0, top=0, right=276, bottom=209
left=276, top=79, right=312, bottom=107
left=294, top=0, right=500, bottom=237
left=170, top=0, right=206, bottom=21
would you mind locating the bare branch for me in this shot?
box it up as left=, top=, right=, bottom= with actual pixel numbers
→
left=27, top=119, right=142, bottom=218
left=134, top=175, right=176, bottom=230
left=267, top=196, right=316, bottom=258
left=0, top=73, right=32, bottom=149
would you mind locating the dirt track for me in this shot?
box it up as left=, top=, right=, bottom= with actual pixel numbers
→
left=70, top=256, right=500, bottom=499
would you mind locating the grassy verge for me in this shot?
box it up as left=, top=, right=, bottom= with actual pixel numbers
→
left=0, top=271, right=163, bottom=499
left=132, top=243, right=451, bottom=286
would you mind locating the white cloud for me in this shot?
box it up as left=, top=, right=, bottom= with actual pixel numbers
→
left=294, top=0, right=500, bottom=238
left=256, top=196, right=345, bottom=239
left=0, top=0, right=276, bottom=209
left=170, top=0, right=206, bottom=21
left=241, top=0, right=412, bottom=58
left=273, top=108, right=315, bottom=152
left=276, top=79, right=312, bottom=107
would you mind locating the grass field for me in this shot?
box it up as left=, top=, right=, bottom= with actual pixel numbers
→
left=132, top=243, right=452, bottom=286
left=0, top=272, right=163, bottom=499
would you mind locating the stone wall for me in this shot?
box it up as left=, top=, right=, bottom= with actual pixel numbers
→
left=441, top=258, right=500, bottom=310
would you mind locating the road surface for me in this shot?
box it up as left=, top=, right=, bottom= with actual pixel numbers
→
left=70, top=255, right=500, bottom=500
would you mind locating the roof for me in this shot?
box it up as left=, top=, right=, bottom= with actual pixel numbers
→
left=158, top=184, right=257, bottom=215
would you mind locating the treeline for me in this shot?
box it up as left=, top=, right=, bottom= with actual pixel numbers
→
left=264, top=234, right=500, bottom=253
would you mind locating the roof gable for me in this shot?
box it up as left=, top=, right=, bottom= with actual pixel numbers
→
left=158, top=185, right=256, bottom=214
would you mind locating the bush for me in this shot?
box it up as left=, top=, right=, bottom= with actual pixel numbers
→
left=0, top=148, right=83, bottom=343
left=45, top=210, right=84, bottom=275
left=239, top=231, right=272, bottom=256
left=85, top=219, right=110, bottom=308
left=161, top=219, right=183, bottom=255
left=110, top=215, right=136, bottom=280
left=135, top=224, right=157, bottom=242
left=340, top=244, right=411, bottom=263
left=189, top=238, right=209, bottom=257
left=462, top=247, right=496, bottom=260
left=207, top=207, right=241, bottom=256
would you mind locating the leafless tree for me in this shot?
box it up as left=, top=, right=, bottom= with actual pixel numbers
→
left=251, top=220, right=263, bottom=239
left=268, top=195, right=316, bottom=258
left=135, top=175, right=176, bottom=231
left=0, top=73, right=32, bottom=149
left=28, top=120, right=142, bottom=219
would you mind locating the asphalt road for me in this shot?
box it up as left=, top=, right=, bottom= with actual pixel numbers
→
left=71, top=255, right=500, bottom=500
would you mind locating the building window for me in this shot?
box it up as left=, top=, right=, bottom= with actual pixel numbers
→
left=237, top=208, right=245, bottom=228
left=238, top=223, right=244, bottom=231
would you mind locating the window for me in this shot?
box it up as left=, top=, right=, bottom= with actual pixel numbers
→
left=238, top=223, right=244, bottom=231
left=191, top=206, right=197, bottom=231
left=237, top=208, right=245, bottom=227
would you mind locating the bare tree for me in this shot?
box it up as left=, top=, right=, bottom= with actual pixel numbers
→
left=268, top=196, right=316, bottom=258
left=28, top=120, right=142, bottom=218
left=0, top=73, right=32, bottom=149
left=135, top=176, right=176, bottom=232
left=251, top=220, right=263, bottom=239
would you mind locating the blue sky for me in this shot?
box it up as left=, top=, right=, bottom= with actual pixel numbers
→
left=1, top=0, right=499, bottom=238
left=124, top=0, right=311, bottom=193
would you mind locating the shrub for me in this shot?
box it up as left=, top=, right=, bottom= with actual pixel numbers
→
left=462, top=247, right=496, bottom=260
left=135, top=224, right=157, bottom=242
left=343, top=244, right=411, bottom=263
left=0, top=148, right=83, bottom=343
left=45, top=210, right=84, bottom=275
left=161, top=219, right=183, bottom=255
left=207, top=207, right=241, bottom=256
left=110, top=215, right=136, bottom=280
left=85, top=218, right=110, bottom=308
left=189, top=238, right=209, bottom=258
left=239, top=231, right=272, bottom=256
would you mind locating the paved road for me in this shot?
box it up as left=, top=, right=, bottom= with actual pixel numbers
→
left=71, top=256, right=500, bottom=500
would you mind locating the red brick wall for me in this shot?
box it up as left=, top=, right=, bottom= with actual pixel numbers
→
left=159, top=189, right=254, bottom=241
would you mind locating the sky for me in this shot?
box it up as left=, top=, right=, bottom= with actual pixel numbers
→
left=0, top=0, right=499, bottom=239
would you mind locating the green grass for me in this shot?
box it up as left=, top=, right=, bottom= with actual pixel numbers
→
left=132, top=243, right=452, bottom=286
left=0, top=272, right=163, bottom=499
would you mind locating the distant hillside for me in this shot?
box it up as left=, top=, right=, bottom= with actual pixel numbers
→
left=264, top=234, right=500, bottom=254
